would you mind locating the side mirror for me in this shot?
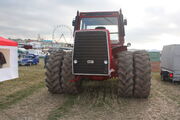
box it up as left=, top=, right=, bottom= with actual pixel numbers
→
left=124, top=19, right=127, bottom=25
left=72, top=19, right=76, bottom=26
left=127, top=43, right=131, bottom=47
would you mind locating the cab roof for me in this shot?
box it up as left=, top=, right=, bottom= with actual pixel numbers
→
left=80, top=11, right=119, bottom=17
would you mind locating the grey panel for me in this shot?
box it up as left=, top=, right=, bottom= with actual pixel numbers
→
left=161, top=44, right=180, bottom=72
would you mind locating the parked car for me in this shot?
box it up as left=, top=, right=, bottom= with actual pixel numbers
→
left=18, top=54, right=39, bottom=66
left=160, top=44, right=180, bottom=82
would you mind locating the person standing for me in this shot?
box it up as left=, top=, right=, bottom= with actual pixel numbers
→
left=44, top=53, right=49, bottom=68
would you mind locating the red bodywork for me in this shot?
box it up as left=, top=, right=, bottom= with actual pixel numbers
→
left=72, top=10, right=127, bottom=81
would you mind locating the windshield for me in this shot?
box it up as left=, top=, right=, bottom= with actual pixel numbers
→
left=25, top=56, right=33, bottom=59
left=80, top=17, right=119, bottom=41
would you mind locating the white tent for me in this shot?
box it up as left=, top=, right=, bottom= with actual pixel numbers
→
left=0, top=37, right=19, bottom=82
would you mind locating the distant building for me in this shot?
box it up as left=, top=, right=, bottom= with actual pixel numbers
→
left=10, top=38, right=73, bottom=50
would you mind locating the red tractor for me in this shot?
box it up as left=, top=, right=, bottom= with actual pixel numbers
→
left=45, top=10, right=151, bottom=98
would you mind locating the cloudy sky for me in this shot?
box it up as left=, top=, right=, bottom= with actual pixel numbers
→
left=0, top=0, right=180, bottom=50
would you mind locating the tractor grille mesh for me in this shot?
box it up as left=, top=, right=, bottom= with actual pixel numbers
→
left=73, top=31, right=109, bottom=75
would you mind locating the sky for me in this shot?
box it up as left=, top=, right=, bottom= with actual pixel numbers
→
left=0, top=0, right=180, bottom=50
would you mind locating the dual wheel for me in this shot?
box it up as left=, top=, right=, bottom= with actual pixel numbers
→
left=117, top=51, right=151, bottom=98
left=45, top=50, right=81, bottom=94
left=45, top=50, right=151, bottom=98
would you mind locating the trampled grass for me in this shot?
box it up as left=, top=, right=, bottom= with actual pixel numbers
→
left=47, top=73, right=180, bottom=120
left=48, top=95, right=77, bottom=120
left=152, top=72, right=180, bottom=105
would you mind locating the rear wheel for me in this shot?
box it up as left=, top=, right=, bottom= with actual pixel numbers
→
left=133, top=50, right=151, bottom=98
left=161, top=71, right=169, bottom=81
left=45, top=50, right=64, bottom=94
left=61, top=51, right=82, bottom=94
left=116, top=51, right=134, bottom=97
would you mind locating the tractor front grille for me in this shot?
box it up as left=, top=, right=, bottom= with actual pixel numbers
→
left=73, top=30, right=109, bottom=75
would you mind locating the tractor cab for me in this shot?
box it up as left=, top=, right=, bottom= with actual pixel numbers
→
left=72, top=10, right=128, bottom=76
left=73, top=10, right=127, bottom=45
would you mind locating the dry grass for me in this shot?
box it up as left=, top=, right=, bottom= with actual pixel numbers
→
left=152, top=72, right=180, bottom=105
left=0, top=59, right=45, bottom=109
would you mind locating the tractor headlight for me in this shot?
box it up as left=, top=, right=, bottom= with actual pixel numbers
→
left=74, top=60, right=78, bottom=64
left=104, top=60, right=108, bottom=64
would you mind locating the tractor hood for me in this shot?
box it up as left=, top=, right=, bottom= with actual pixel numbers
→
left=72, top=30, right=111, bottom=76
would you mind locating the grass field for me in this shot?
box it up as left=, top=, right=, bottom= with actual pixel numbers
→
left=0, top=61, right=180, bottom=120
left=0, top=60, right=45, bottom=109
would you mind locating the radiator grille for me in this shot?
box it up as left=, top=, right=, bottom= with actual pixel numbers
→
left=73, top=31, right=109, bottom=75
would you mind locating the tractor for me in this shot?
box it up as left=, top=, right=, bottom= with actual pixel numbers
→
left=45, top=10, right=151, bottom=98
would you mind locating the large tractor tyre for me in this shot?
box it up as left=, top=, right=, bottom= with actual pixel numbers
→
left=117, top=51, right=134, bottom=97
left=45, top=51, right=64, bottom=94
left=61, top=52, right=81, bottom=94
left=133, top=50, right=151, bottom=98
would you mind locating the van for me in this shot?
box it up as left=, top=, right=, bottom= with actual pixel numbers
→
left=160, top=44, right=180, bottom=82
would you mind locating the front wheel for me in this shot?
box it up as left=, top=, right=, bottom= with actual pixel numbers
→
left=45, top=50, right=64, bottom=94
left=116, top=51, right=134, bottom=97
left=61, top=51, right=82, bottom=94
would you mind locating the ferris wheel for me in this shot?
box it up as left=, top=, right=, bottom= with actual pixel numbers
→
left=52, top=25, right=73, bottom=44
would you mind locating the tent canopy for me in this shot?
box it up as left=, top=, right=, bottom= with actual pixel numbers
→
left=0, top=37, right=18, bottom=46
